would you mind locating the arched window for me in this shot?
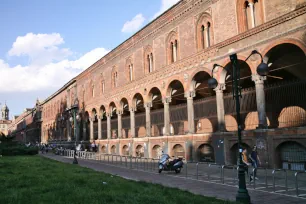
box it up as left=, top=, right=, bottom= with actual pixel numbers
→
left=237, top=0, right=263, bottom=33
left=196, top=13, right=214, bottom=50
left=101, top=81, right=105, bottom=94
left=126, top=57, right=134, bottom=82
left=92, top=85, right=95, bottom=98
left=144, top=45, right=154, bottom=74
left=112, top=66, right=118, bottom=88
left=166, top=31, right=179, bottom=64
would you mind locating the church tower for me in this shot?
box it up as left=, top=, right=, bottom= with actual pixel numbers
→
left=1, top=103, right=9, bottom=120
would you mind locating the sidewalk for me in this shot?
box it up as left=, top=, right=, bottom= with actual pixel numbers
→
left=41, top=154, right=305, bottom=204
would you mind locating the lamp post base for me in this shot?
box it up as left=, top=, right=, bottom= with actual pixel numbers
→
left=236, top=165, right=250, bottom=204
left=73, top=156, right=78, bottom=164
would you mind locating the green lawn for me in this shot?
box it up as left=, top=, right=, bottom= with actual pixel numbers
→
left=0, top=156, right=235, bottom=204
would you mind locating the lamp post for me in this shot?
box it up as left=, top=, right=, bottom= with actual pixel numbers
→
left=66, top=98, right=81, bottom=164
left=208, top=50, right=269, bottom=204
left=57, top=114, right=65, bottom=146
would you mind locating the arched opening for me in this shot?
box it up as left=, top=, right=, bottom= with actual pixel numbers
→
left=148, top=87, right=164, bottom=136
left=275, top=141, right=306, bottom=170
left=101, top=145, right=107, bottom=154
left=133, top=93, right=145, bottom=138
left=120, top=98, right=130, bottom=138
left=172, top=144, right=185, bottom=158
left=136, top=145, right=144, bottom=157
left=230, top=143, right=251, bottom=165
left=152, top=145, right=162, bottom=159
left=197, top=144, right=215, bottom=162
left=109, top=102, right=118, bottom=139
left=111, top=145, right=116, bottom=154
left=264, top=43, right=306, bottom=128
left=223, top=60, right=255, bottom=131
left=278, top=106, right=306, bottom=128
left=192, top=71, right=217, bottom=133
left=92, top=108, right=98, bottom=140
left=122, top=145, right=129, bottom=156
left=100, top=105, right=107, bottom=139
left=244, top=111, right=270, bottom=130
left=167, top=80, right=187, bottom=135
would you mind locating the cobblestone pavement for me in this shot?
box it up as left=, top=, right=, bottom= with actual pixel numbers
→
left=41, top=154, right=305, bottom=204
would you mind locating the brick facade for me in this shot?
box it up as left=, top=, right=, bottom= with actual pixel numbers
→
left=32, top=0, right=306, bottom=169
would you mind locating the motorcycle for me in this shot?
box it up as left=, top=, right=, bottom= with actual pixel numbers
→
left=158, top=154, right=184, bottom=174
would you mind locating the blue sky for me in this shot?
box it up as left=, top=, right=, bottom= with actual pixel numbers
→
left=0, top=0, right=179, bottom=118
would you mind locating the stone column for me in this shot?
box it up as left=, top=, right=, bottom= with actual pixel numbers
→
left=145, top=102, right=152, bottom=137
left=98, top=116, right=102, bottom=140
left=106, top=113, right=111, bottom=139
left=149, top=54, right=153, bottom=73
left=89, top=117, right=94, bottom=141
left=252, top=74, right=268, bottom=128
left=249, top=2, right=255, bottom=28
left=214, top=84, right=226, bottom=132
left=173, top=42, right=177, bottom=62
left=163, top=97, right=171, bottom=136
left=117, top=110, right=123, bottom=138
left=185, top=91, right=195, bottom=134
left=130, top=107, right=136, bottom=138
left=204, top=26, right=210, bottom=48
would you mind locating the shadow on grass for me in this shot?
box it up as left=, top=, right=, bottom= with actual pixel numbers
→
left=0, top=156, right=236, bottom=204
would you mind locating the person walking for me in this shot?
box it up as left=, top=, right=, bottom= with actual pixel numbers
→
left=249, top=145, right=261, bottom=180
left=242, top=148, right=252, bottom=181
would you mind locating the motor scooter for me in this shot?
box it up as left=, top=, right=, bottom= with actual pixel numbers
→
left=158, top=154, right=184, bottom=174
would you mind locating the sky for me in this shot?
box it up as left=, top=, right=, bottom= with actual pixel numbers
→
left=0, top=0, right=180, bottom=118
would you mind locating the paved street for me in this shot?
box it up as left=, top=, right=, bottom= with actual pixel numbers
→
left=41, top=153, right=306, bottom=204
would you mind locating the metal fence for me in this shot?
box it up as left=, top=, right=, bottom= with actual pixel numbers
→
left=58, top=150, right=306, bottom=198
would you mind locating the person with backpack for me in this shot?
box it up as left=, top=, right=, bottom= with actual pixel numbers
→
left=249, top=145, right=261, bottom=180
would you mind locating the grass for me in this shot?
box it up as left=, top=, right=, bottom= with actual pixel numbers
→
left=0, top=156, right=235, bottom=204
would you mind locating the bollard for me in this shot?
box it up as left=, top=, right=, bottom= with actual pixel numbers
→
left=185, top=162, right=188, bottom=179
left=295, top=172, right=299, bottom=196
left=221, top=165, right=225, bottom=184
left=196, top=163, right=199, bottom=180
left=252, top=168, right=256, bottom=189
left=265, top=168, right=268, bottom=189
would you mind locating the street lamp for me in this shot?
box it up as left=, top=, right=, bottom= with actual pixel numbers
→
left=66, top=98, right=81, bottom=164
left=208, top=50, right=268, bottom=204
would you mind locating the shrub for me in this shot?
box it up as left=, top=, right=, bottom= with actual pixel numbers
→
left=0, top=145, right=38, bottom=156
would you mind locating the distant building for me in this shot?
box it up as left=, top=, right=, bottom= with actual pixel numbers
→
left=7, top=100, right=42, bottom=142
left=0, top=103, right=12, bottom=136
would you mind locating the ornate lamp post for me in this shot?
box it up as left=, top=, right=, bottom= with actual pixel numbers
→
left=66, top=98, right=82, bottom=164
left=208, top=50, right=269, bottom=204
left=57, top=114, right=65, bottom=146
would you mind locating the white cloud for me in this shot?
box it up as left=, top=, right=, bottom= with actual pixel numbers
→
left=8, top=33, right=72, bottom=65
left=121, top=13, right=145, bottom=33
left=0, top=33, right=109, bottom=93
left=152, top=0, right=180, bottom=20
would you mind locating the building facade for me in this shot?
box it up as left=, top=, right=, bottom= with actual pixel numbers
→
left=8, top=101, right=42, bottom=143
left=38, top=0, right=306, bottom=170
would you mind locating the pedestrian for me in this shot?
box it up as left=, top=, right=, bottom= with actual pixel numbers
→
left=249, top=145, right=261, bottom=180
left=242, top=148, right=252, bottom=181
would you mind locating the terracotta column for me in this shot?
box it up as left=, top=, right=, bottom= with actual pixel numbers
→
left=173, top=42, right=177, bottom=62
left=130, top=107, right=136, bottom=137
left=145, top=102, right=152, bottom=137
left=185, top=91, right=195, bottom=134
left=249, top=2, right=255, bottom=28
left=117, top=110, right=123, bottom=138
left=98, top=116, right=102, bottom=140
left=214, top=84, right=226, bottom=132
left=252, top=74, right=268, bottom=128
left=106, top=113, right=111, bottom=139
left=89, top=117, right=94, bottom=140
left=163, top=97, right=171, bottom=136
